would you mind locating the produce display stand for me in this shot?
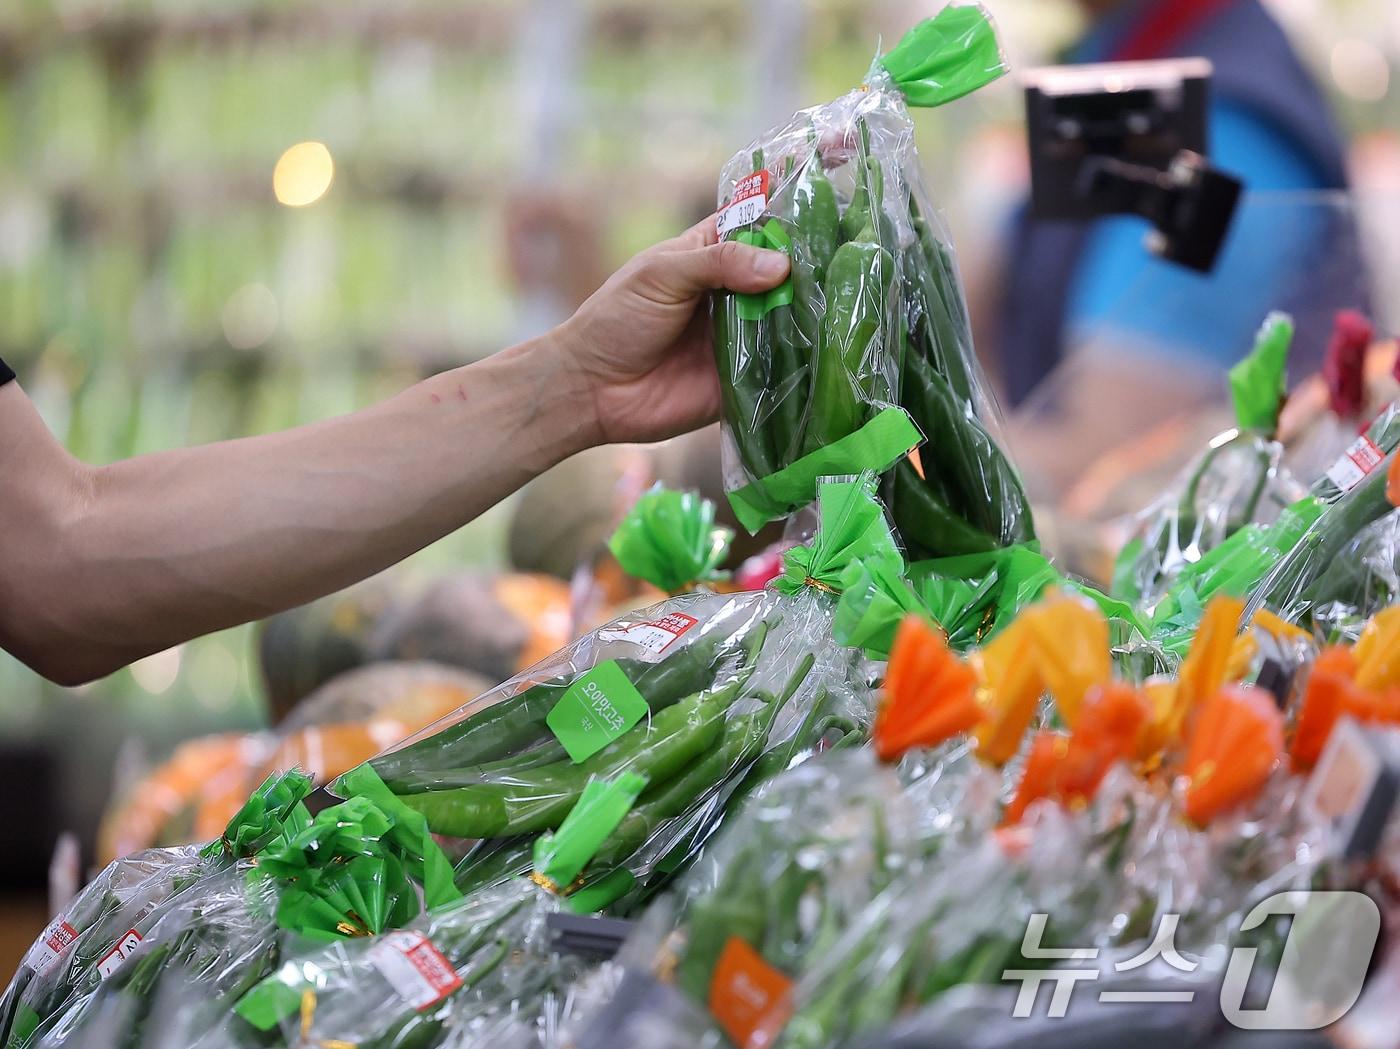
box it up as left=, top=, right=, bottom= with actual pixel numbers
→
left=5, top=5, right=1400, bottom=1049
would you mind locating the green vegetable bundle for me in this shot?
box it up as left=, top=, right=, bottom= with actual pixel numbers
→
left=1112, top=313, right=1304, bottom=612
left=711, top=3, right=1033, bottom=558
left=234, top=880, right=579, bottom=1049
left=0, top=771, right=314, bottom=1049
left=1247, top=445, right=1400, bottom=640
left=336, top=586, right=871, bottom=914
left=4, top=771, right=473, bottom=1049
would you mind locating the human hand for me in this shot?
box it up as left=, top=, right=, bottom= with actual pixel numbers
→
left=553, top=216, right=790, bottom=446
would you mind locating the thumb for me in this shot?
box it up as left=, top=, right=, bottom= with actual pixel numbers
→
left=659, top=239, right=790, bottom=296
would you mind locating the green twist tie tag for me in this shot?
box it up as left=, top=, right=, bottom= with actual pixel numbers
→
left=833, top=556, right=926, bottom=658
left=335, top=765, right=463, bottom=913
left=776, top=472, right=903, bottom=596
left=235, top=979, right=303, bottom=1032
left=1229, top=311, right=1293, bottom=435
left=533, top=773, right=648, bottom=890
left=546, top=661, right=649, bottom=763
left=878, top=4, right=1008, bottom=108
left=729, top=406, right=921, bottom=533
left=609, top=484, right=733, bottom=593
left=735, top=220, right=794, bottom=321
left=206, top=767, right=315, bottom=860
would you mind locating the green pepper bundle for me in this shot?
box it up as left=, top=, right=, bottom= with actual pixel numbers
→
left=1247, top=447, right=1400, bottom=638
left=1113, top=312, right=1302, bottom=611
left=0, top=771, right=314, bottom=1049
left=336, top=587, right=871, bottom=916
left=710, top=5, right=1034, bottom=561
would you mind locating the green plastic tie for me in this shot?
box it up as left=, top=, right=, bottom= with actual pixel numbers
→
left=728, top=406, right=921, bottom=532
left=1229, top=311, right=1294, bottom=435
left=735, top=220, right=794, bottom=321
left=877, top=4, right=1008, bottom=108
left=608, top=484, right=733, bottom=593
left=776, top=472, right=904, bottom=597
left=532, top=772, right=648, bottom=892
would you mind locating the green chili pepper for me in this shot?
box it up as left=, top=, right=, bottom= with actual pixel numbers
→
left=805, top=202, right=894, bottom=451
left=901, top=353, right=1033, bottom=544
left=1262, top=453, right=1397, bottom=616
left=399, top=680, right=745, bottom=838
left=714, top=150, right=780, bottom=480
left=795, top=127, right=840, bottom=281
left=902, top=219, right=976, bottom=412
left=890, top=458, right=999, bottom=559
left=675, top=848, right=769, bottom=1002
left=373, top=615, right=760, bottom=790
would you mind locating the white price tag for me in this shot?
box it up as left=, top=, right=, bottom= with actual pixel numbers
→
left=29, top=917, right=78, bottom=975
left=369, top=931, right=463, bottom=1012
left=716, top=171, right=769, bottom=238
left=598, top=612, right=699, bottom=660
left=1325, top=434, right=1384, bottom=494
left=96, top=930, right=143, bottom=980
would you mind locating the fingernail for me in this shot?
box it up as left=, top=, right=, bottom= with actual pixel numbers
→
left=752, top=250, right=789, bottom=279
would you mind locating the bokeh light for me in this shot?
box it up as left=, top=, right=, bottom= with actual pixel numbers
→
left=129, top=646, right=182, bottom=695
left=1331, top=38, right=1391, bottom=102
left=221, top=282, right=280, bottom=350
left=273, top=141, right=336, bottom=207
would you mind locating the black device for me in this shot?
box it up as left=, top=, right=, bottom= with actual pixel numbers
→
left=1024, top=57, right=1242, bottom=273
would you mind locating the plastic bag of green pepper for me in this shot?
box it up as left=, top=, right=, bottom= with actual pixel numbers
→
left=1111, top=313, right=1308, bottom=612
left=0, top=771, right=315, bottom=1049
left=334, top=581, right=874, bottom=915
left=710, top=4, right=1033, bottom=559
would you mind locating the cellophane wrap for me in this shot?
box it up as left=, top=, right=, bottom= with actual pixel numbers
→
left=710, top=4, right=1032, bottom=557
left=1112, top=430, right=1305, bottom=613
left=0, top=847, right=210, bottom=1049
left=231, top=880, right=595, bottom=1049
left=566, top=743, right=1006, bottom=1049
left=1247, top=446, right=1400, bottom=640
left=16, top=865, right=284, bottom=1049
left=746, top=768, right=1331, bottom=1049
left=336, top=588, right=874, bottom=913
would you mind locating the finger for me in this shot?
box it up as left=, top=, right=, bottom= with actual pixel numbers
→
left=657, top=239, right=790, bottom=296
left=653, top=214, right=719, bottom=254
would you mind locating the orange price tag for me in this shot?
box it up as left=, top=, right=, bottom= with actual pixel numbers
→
left=708, top=936, right=794, bottom=1049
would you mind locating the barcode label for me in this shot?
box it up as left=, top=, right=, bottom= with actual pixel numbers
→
left=598, top=612, right=699, bottom=659
left=369, top=931, right=463, bottom=1011
left=96, top=930, right=143, bottom=980
left=29, top=917, right=78, bottom=975
left=1325, top=434, right=1384, bottom=493
left=717, top=171, right=769, bottom=238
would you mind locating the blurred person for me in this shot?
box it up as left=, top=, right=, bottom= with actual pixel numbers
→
left=0, top=219, right=788, bottom=686
left=997, top=0, right=1367, bottom=407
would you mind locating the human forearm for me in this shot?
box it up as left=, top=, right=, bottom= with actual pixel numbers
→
left=10, top=337, right=593, bottom=682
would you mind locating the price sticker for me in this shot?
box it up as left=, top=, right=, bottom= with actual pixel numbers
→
left=369, top=931, right=463, bottom=1011
left=96, top=929, right=143, bottom=980
left=1325, top=434, right=1385, bottom=493
left=717, top=171, right=770, bottom=238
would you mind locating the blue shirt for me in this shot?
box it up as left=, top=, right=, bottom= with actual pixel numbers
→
left=1066, top=100, right=1335, bottom=367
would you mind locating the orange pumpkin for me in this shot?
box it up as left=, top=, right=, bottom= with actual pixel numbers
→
left=98, top=734, right=271, bottom=863
left=1182, top=685, right=1283, bottom=826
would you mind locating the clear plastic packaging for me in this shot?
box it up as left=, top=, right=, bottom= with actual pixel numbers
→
left=710, top=4, right=1032, bottom=558
left=21, top=865, right=284, bottom=1049
left=232, top=880, right=590, bottom=1049
left=0, top=846, right=210, bottom=1049
left=1112, top=314, right=1306, bottom=612
left=1247, top=447, right=1400, bottom=639
left=336, top=587, right=873, bottom=910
